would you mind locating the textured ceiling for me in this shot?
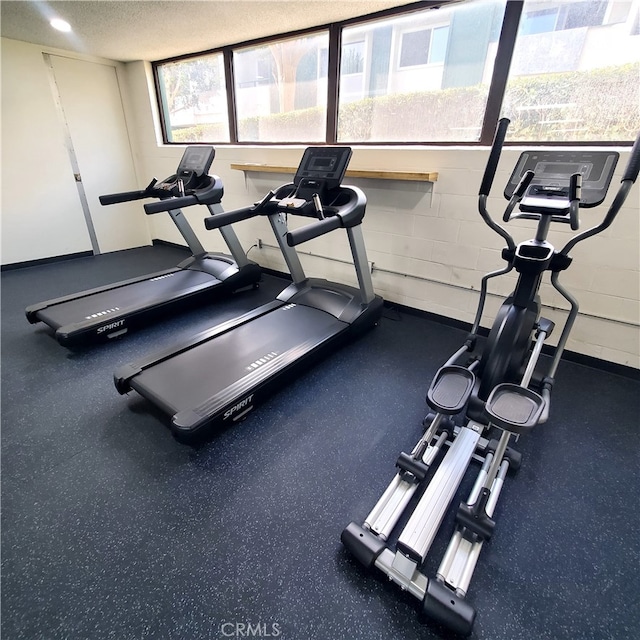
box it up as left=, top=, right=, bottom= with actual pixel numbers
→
left=0, top=0, right=421, bottom=62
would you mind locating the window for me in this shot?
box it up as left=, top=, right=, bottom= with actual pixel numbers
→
left=337, top=1, right=505, bottom=143
left=503, top=0, right=640, bottom=142
left=430, top=25, right=449, bottom=64
left=399, top=29, right=431, bottom=67
left=152, top=0, right=639, bottom=146
left=233, top=32, right=329, bottom=143
left=156, top=53, right=229, bottom=143
left=398, top=25, right=449, bottom=68
left=521, top=8, right=558, bottom=35
left=342, top=41, right=365, bottom=75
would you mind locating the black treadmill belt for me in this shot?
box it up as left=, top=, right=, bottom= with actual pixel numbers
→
left=37, top=269, right=220, bottom=330
left=131, top=304, right=346, bottom=415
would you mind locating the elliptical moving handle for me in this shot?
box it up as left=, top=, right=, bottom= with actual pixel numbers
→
left=621, top=134, right=640, bottom=183
left=478, top=118, right=516, bottom=252
left=479, top=118, right=510, bottom=197
left=560, top=130, right=640, bottom=256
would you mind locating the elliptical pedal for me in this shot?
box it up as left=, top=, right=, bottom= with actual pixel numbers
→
left=485, top=383, right=545, bottom=434
left=427, top=365, right=475, bottom=415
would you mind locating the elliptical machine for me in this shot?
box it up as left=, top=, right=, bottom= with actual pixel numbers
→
left=341, top=119, right=640, bottom=635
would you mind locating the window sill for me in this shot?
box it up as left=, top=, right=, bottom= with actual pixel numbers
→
left=230, top=163, right=438, bottom=182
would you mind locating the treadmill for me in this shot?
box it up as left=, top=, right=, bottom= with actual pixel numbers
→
left=115, top=146, right=384, bottom=443
left=26, top=147, right=261, bottom=347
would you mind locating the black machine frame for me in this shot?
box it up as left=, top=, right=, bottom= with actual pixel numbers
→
left=341, top=120, right=640, bottom=635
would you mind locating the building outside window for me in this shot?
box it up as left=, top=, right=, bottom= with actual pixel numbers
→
left=503, top=0, right=640, bottom=142
left=337, top=0, right=507, bottom=143
left=156, top=53, right=230, bottom=143
left=233, top=32, right=329, bottom=142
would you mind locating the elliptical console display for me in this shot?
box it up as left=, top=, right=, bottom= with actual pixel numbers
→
left=504, top=149, right=618, bottom=218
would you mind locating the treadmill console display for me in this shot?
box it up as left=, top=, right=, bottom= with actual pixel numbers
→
left=294, top=147, right=352, bottom=190
left=504, top=150, right=619, bottom=213
left=177, top=146, right=216, bottom=177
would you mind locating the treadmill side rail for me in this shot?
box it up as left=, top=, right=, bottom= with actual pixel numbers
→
left=114, top=299, right=285, bottom=393
left=49, top=270, right=225, bottom=347
left=169, top=319, right=348, bottom=434
left=25, top=268, right=180, bottom=323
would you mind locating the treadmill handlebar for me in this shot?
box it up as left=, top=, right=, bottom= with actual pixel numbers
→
left=204, top=192, right=279, bottom=230
left=144, top=194, right=198, bottom=214
left=204, top=204, right=256, bottom=230
left=286, top=215, right=341, bottom=246
left=99, top=189, right=150, bottom=205
left=286, top=185, right=367, bottom=246
left=100, top=178, right=159, bottom=206
left=143, top=175, right=224, bottom=215
left=203, top=182, right=366, bottom=244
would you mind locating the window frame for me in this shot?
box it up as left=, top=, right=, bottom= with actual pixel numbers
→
left=231, top=30, right=331, bottom=144
left=398, top=28, right=433, bottom=69
left=396, top=22, right=450, bottom=69
left=154, top=51, right=231, bottom=144
left=152, top=0, right=636, bottom=147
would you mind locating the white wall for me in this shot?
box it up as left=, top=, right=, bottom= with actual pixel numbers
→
left=1, top=38, right=150, bottom=264
left=1, top=38, right=92, bottom=262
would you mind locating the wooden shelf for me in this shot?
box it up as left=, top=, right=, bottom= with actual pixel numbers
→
left=230, top=163, right=438, bottom=182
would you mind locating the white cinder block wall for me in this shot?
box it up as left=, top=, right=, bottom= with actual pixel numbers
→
left=123, top=61, right=639, bottom=369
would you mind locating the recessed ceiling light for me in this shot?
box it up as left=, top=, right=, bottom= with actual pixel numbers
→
left=50, top=18, right=72, bottom=33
